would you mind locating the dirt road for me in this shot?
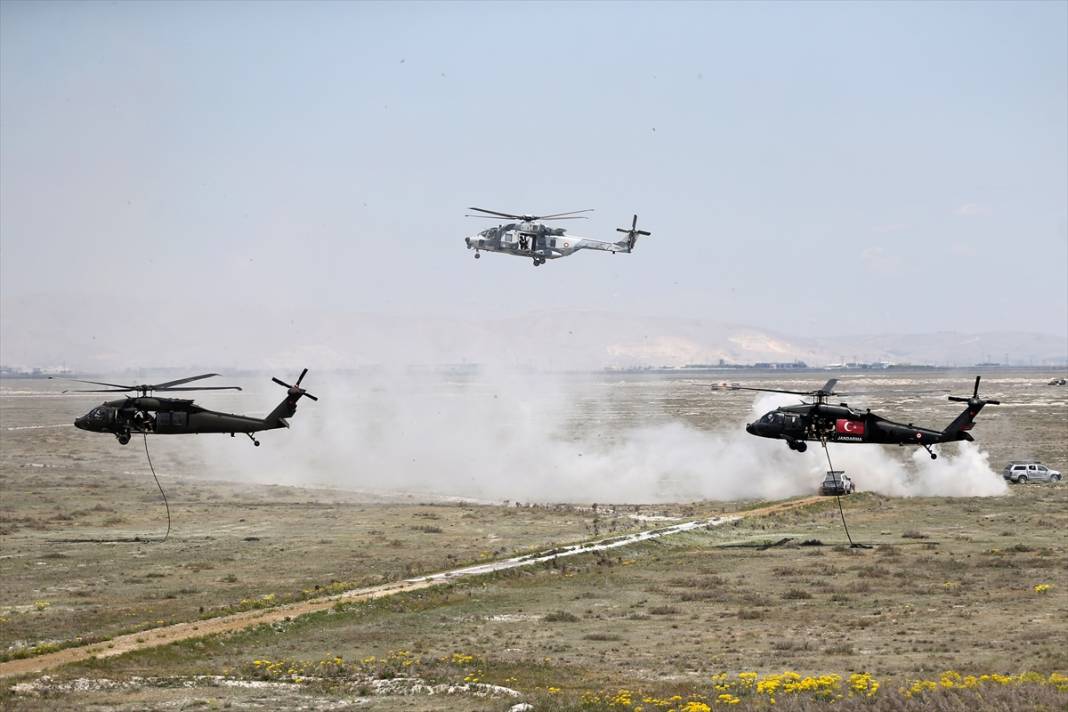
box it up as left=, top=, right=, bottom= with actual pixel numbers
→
left=0, top=495, right=823, bottom=679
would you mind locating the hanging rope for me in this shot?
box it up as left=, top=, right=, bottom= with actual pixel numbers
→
left=144, top=433, right=171, bottom=543
left=48, top=433, right=171, bottom=544
left=821, top=439, right=867, bottom=548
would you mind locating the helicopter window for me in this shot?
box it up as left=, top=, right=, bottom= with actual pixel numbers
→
left=772, top=413, right=785, bottom=424
left=157, top=412, right=171, bottom=427
left=551, top=239, right=557, bottom=248
left=762, top=413, right=774, bottom=423
left=173, top=412, right=187, bottom=427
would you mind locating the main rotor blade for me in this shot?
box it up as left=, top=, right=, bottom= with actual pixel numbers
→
left=819, top=379, right=839, bottom=395
left=467, top=207, right=523, bottom=219
left=152, top=373, right=221, bottom=389
left=717, top=385, right=816, bottom=396
left=63, top=388, right=134, bottom=393
left=539, top=216, right=589, bottom=220
left=154, top=386, right=242, bottom=392
left=536, top=209, right=595, bottom=219
left=53, top=377, right=135, bottom=389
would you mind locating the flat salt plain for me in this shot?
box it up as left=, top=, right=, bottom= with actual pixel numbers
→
left=1, top=369, right=1066, bottom=710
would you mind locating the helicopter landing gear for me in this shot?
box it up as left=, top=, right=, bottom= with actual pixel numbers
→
left=246, top=433, right=260, bottom=447
left=921, top=443, right=937, bottom=459
left=787, top=439, right=807, bottom=453
left=474, top=251, right=480, bottom=259
left=116, top=431, right=131, bottom=445
left=532, top=257, right=544, bottom=266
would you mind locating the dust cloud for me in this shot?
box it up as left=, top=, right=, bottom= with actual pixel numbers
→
left=193, top=372, right=1007, bottom=503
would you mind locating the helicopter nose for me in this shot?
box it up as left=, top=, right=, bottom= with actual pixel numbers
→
left=74, top=416, right=87, bottom=430
left=745, top=422, right=754, bottom=435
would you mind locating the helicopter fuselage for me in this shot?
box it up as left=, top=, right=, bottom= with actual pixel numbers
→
left=465, top=221, right=632, bottom=266
left=746, top=403, right=951, bottom=449
left=75, top=397, right=272, bottom=439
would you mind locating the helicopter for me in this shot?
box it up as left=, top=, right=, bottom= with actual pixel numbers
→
left=464, top=207, right=651, bottom=266
left=725, top=376, right=999, bottom=459
left=57, top=370, right=317, bottom=446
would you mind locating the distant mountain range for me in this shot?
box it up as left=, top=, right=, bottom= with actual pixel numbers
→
left=1, top=296, right=1065, bottom=371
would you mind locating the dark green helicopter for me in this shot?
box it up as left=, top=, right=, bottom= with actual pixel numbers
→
left=726, top=376, right=999, bottom=459
left=57, top=370, right=316, bottom=446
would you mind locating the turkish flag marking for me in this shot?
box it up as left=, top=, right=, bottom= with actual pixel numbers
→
left=835, top=419, right=865, bottom=435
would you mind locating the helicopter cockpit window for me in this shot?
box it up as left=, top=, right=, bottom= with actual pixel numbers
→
left=772, top=413, right=785, bottom=424
left=90, top=408, right=104, bottom=420
left=762, top=413, right=775, bottom=423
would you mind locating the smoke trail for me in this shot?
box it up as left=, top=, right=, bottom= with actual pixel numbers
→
left=192, top=371, right=1007, bottom=502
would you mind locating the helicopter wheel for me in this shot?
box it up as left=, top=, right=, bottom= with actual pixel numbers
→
left=254, top=441, right=260, bottom=447
left=474, top=252, right=480, bottom=259
left=794, top=441, right=807, bottom=453
left=930, top=453, right=938, bottom=460
left=117, top=432, right=131, bottom=445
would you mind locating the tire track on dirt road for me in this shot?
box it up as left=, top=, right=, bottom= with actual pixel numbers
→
left=0, top=495, right=824, bottom=679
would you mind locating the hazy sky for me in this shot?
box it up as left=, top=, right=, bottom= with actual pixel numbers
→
left=2, top=1, right=1066, bottom=365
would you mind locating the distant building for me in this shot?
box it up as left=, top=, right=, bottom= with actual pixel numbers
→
left=752, top=361, right=808, bottom=369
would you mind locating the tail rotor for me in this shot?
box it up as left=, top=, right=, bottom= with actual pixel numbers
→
left=942, top=375, right=999, bottom=441
left=616, top=214, right=651, bottom=252
left=273, top=368, right=319, bottom=402
left=948, top=376, right=1000, bottom=406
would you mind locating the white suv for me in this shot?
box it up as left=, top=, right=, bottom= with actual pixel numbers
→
left=1003, top=461, right=1062, bottom=484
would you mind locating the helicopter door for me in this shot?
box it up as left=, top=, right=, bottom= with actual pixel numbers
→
left=783, top=413, right=803, bottom=436
left=501, top=230, right=519, bottom=249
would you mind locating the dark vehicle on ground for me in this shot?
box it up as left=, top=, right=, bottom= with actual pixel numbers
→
left=819, top=471, right=855, bottom=496
left=1003, top=461, right=1062, bottom=483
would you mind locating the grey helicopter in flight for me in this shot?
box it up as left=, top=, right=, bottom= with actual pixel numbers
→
left=56, top=370, right=316, bottom=446
left=464, top=207, right=651, bottom=266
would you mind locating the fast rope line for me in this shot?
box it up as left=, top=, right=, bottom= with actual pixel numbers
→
left=144, top=433, right=171, bottom=543
left=821, top=438, right=862, bottom=548
left=47, top=435, right=170, bottom=544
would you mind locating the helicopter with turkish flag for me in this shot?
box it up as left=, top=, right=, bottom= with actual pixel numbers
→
left=720, top=377, right=1000, bottom=459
